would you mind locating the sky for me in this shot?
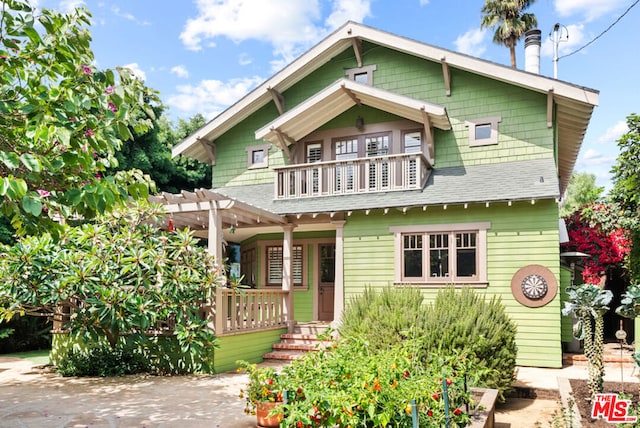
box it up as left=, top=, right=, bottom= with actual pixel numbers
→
left=36, top=0, right=640, bottom=192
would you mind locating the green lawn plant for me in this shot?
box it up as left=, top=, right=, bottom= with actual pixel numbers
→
left=562, top=284, right=612, bottom=398
left=0, top=201, right=223, bottom=374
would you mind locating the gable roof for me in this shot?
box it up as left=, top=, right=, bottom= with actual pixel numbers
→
left=173, top=21, right=598, bottom=193
left=255, top=78, right=451, bottom=147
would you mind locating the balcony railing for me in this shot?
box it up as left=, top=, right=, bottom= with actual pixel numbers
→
left=274, top=152, right=431, bottom=200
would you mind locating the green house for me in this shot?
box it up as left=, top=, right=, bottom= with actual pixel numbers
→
left=158, top=22, right=599, bottom=370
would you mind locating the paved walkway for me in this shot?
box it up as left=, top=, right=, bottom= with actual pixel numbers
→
left=0, top=354, right=637, bottom=427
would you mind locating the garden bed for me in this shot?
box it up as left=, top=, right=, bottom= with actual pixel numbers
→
left=569, top=379, right=639, bottom=427
left=468, top=388, right=498, bottom=428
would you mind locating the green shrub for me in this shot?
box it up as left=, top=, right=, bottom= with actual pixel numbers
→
left=339, top=286, right=426, bottom=350
left=339, top=286, right=517, bottom=401
left=420, top=288, right=517, bottom=400
left=57, top=344, right=148, bottom=377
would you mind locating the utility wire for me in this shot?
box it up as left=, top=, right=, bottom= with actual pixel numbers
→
left=558, top=0, right=640, bottom=59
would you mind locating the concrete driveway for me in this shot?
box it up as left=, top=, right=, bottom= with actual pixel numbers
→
left=0, top=357, right=260, bottom=427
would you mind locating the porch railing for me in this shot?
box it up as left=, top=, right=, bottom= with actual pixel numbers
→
left=53, top=289, right=289, bottom=337
left=213, top=288, right=288, bottom=336
left=274, top=152, right=431, bottom=200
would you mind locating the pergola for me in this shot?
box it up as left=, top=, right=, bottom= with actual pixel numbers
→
left=149, top=188, right=331, bottom=331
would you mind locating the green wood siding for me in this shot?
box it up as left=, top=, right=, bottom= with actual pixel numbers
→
left=214, top=329, right=286, bottom=373
left=210, top=45, right=553, bottom=188
left=343, top=199, right=563, bottom=368
left=560, top=266, right=573, bottom=343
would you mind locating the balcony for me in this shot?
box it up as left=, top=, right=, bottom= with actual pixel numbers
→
left=274, top=152, right=431, bottom=200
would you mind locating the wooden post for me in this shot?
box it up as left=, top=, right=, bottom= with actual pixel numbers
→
left=282, top=223, right=296, bottom=333
left=214, top=287, right=224, bottom=335
left=332, top=220, right=346, bottom=328
left=208, top=201, right=226, bottom=284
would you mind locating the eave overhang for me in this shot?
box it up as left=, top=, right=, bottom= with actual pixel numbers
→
left=255, top=78, right=451, bottom=146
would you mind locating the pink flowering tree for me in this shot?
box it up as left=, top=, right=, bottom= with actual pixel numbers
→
left=562, top=202, right=632, bottom=284
left=0, top=1, right=159, bottom=236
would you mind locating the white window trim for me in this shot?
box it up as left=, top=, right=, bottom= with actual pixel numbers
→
left=390, top=222, right=490, bottom=286
left=246, top=144, right=271, bottom=169
left=345, top=64, right=377, bottom=85
left=465, top=116, right=501, bottom=147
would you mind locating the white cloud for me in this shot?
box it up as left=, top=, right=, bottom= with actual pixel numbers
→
left=59, top=0, right=85, bottom=13
left=555, top=0, right=628, bottom=22
left=166, top=76, right=264, bottom=119
left=419, top=0, right=429, bottom=5
left=180, top=0, right=371, bottom=70
left=597, top=120, right=628, bottom=145
left=238, top=53, right=253, bottom=66
left=580, top=148, right=616, bottom=166
left=325, top=0, right=372, bottom=30
left=170, top=65, right=190, bottom=79
left=111, top=5, right=151, bottom=26
left=122, top=63, right=147, bottom=81
left=453, top=28, right=488, bottom=56
left=541, top=24, right=586, bottom=57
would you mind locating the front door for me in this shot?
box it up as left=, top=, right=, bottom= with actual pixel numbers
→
left=318, top=244, right=335, bottom=321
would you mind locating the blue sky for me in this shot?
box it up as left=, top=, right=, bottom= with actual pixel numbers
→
left=36, top=0, right=640, bottom=191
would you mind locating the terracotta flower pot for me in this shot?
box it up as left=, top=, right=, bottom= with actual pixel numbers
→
left=256, top=401, right=283, bottom=428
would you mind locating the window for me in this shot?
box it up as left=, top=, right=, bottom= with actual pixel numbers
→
left=403, top=131, right=423, bottom=186
left=345, top=65, right=377, bottom=85
left=366, top=134, right=389, bottom=189
left=465, top=116, right=501, bottom=147
left=266, top=245, right=303, bottom=285
left=246, top=144, right=270, bottom=168
left=391, top=223, right=490, bottom=285
left=240, top=248, right=257, bottom=287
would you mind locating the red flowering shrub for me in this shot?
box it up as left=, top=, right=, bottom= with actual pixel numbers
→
left=562, top=203, right=632, bottom=284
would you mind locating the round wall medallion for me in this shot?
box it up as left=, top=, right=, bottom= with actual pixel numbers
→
left=511, top=265, right=557, bottom=308
left=521, top=274, right=548, bottom=300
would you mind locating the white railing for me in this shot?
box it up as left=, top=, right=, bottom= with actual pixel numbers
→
left=213, top=288, right=288, bottom=336
left=274, top=152, right=431, bottom=200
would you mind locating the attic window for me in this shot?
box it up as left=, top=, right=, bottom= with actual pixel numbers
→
left=246, top=144, right=270, bottom=169
left=345, top=64, right=377, bottom=85
left=465, top=116, right=501, bottom=147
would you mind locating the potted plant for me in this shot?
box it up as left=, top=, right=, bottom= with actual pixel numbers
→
left=237, top=360, right=284, bottom=427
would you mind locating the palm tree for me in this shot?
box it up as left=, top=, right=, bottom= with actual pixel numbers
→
left=481, top=0, right=538, bottom=68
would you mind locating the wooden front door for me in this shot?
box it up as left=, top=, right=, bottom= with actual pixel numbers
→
left=318, top=244, right=335, bottom=321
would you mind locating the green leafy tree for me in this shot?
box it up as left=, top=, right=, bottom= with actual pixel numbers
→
left=562, top=284, right=612, bottom=398
left=481, top=0, right=538, bottom=68
left=611, top=113, right=640, bottom=282
left=0, top=1, right=159, bottom=236
left=112, top=113, right=211, bottom=193
left=0, top=202, right=222, bottom=370
left=560, top=172, right=604, bottom=217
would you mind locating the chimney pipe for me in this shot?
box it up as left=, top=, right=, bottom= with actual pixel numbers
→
left=524, top=29, right=541, bottom=74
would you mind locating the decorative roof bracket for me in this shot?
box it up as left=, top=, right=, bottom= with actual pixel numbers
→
left=268, top=87, right=286, bottom=115
left=441, top=57, right=451, bottom=96
left=351, top=37, right=363, bottom=68
left=421, top=107, right=435, bottom=165
left=547, top=89, right=554, bottom=128
left=273, top=127, right=294, bottom=162
left=340, top=84, right=362, bottom=106
left=197, top=137, right=216, bottom=165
